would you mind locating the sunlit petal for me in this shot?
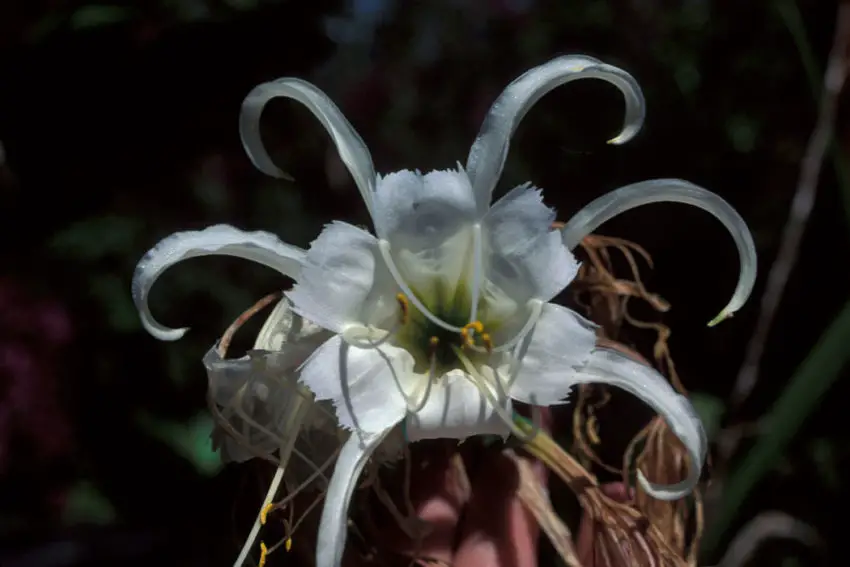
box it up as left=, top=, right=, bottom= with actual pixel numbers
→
left=486, top=183, right=580, bottom=303
left=287, top=221, right=387, bottom=333
left=508, top=303, right=597, bottom=404
left=240, top=78, right=377, bottom=216
left=299, top=335, right=413, bottom=433
left=466, top=55, right=645, bottom=213
left=560, top=178, right=757, bottom=326
left=132, top=225, right=304, bottom=341
left=405, top=369, right=511, bottom=441
left=572, top=347, right=707, bottom=500
left=372, top=167, right=476, bottom=240
left=316, top=429, right=390, bottom=567
left=373, top=169, right=478, bottom=305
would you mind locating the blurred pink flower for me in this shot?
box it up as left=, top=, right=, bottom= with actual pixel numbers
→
left=0, top=278, right=75, bottom=470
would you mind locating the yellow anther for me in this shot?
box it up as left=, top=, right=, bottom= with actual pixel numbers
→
left=459, top=328, right=472, bottom=347
left=285, top=537, right=292, bottom=552
left=467, top=321, right=484, bottom=333
left=258, top=542, right=269, bottom=567
left=429, top=335, right=440, bottom=351
left=396, top=293, right=410, bottom=324
left=481, top=333, right=493, bottom=353
left=460, top=321, right=485, bottom=347
left=260, top=502, right=274, bottom=525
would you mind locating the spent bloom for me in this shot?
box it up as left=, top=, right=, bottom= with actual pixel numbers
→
left=132, top=55, right=756, bottom=567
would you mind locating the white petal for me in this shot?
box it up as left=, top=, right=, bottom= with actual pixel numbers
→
left=465, top=55, right=645, bottom=213
left=485, top=183, right=580, bottom=302
left=316, top=429, right=390, bottom=567
left=572, top=348, right=707, bottom=501
left=560, top=178, right=757, bottom=326
left=508, top=303, right=597, bottom=404
left=132, top=224, right=305, bottom=341
left=299, top=334, right=414, bottom=434
left=372, top=169, right=481, bottom=322
left=286, top=221, right=383, bottom=333
left=240, top=78, right=378, bottom=217
left=372, top=168, right=477, bottom=240
left=405, top=370, right=512, bottom=441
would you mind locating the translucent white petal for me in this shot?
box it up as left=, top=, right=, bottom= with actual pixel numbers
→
left=372, top=168, right=477, bottom=239
left=405, top=370, right=511, bottom=441
left=572, top=347, right=707, bottom=501
left=465, top=55, right=645, bottom=213
left=372, top=168, right=481, bottom=324
left=204, top=347, right=313, bottom=463
left=286, top=221, right=383, bottom=333
left=316, top=429, right=390, bottom=567
left=240, top=78, right=377, bottom=217
left=299, top=334, right=413, bottom=434
left=486, top=183, right=580, bottom=303
left=560, top=179, right=757, bottom=326
left=207, top=297, right=331, bottom=462
left=253, top=295, right=329, bottom=351
left=132, top=224, right=305, bottom=341
left=508, top=303, right=598, bottom=404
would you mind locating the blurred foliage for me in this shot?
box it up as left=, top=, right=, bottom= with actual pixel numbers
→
left=1, top=0, right=848, bottom=566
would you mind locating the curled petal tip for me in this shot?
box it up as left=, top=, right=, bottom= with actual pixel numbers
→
left=240, top=77, right=376, bottom=217
left=131, top=225, right=304, bottom=343
left=636, top=471, right=694, bottom=501
left=605, top=128, right=638, bottom=146
left=571, top=348, right=705, bottom=503
left=707, top=310, right=734, bottom=328
left=560, top=179, right=757, bottom=323
left=465, top=54, right=645, bottom=211
left=139, top=315, right=189, bottom=342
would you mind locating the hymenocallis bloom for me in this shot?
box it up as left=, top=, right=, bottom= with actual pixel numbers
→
left=132, top=55, right=757, bottom=567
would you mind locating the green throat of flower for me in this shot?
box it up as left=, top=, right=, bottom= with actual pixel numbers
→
left=393, top=280, right=499, bottom=374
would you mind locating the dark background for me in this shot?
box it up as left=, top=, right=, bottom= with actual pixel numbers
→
left=1, top=0, right=847, bottom=565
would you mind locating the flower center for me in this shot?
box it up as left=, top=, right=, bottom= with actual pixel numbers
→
left=394, top=285, right=493, bottom=374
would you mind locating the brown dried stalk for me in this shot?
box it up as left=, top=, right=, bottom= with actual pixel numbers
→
left=517, top=419, right=687, bottom=567
left=506, top=449, right=584, bottom=567
left=566, top=231, right=704, bottom=565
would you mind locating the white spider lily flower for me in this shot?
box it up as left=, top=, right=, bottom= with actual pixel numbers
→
left=131, top=55, right=757, bottom=567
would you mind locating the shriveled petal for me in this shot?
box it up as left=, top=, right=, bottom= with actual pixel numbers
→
left=206, top=298, right=332, bottom=462
left=253, top=295, right=329, bottom=351
left=287, top=221, right=384, bottom=333
left=316, top=429, right=390, bottom=567
left=299, top=334, right=415, bottom=434
left=132, top=224, right=304, bottom=341
left=240, top=78, right=378, bottom=217
left=485, top=183, right=580, bottom=303
left=572, top=347, right=707, bottom=501
left=466, top=55, right=645, bottom=214
left=405, top=370, right=511, bottom=441
left=560, top=178, right=757, bottom=326
left=508, top=303, right=597, bottom=404
left=204, top=347, right=312, bottom=463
